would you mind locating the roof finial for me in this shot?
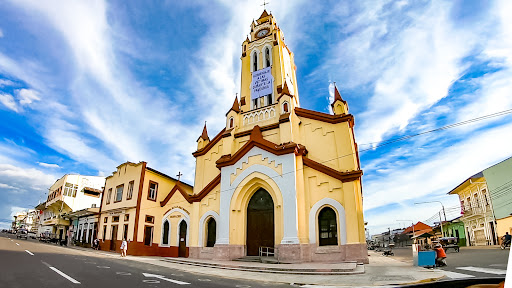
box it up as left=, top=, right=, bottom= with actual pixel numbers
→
left=261, top=0, right=269, bottom=10
left=200, top=121, right=209, bottom=141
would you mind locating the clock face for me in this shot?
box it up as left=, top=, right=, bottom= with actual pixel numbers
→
left=257, top=29, right=269, bottom=38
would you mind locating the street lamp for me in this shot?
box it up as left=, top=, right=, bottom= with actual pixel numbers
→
left=415, top=201, right=446, bottom=238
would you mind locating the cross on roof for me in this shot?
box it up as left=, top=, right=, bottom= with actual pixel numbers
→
left=176, top=171, right=183, bottom=181
left=261, top=0, right=269, bottom=10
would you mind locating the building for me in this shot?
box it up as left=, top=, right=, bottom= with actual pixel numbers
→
left=482, top=156, right=512, bottom=242
left=43, top=174, right=105, bottom=242
left=441, top=217, right=466, bottom=246
left=168, top=10, right=365, bottom=263
left=448, top=172, right=497, bottom=246
left=68, top=207, right=101, bottom=247
left=12, top=210, right=38, bottom=232
left=97, top=162, right=193, bottom=256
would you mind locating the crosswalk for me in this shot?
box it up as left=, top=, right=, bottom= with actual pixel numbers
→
left=442, top=266, right=507, bottom=279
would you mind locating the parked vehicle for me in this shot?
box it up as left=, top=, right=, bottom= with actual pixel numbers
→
left=439, top=237, right=460, bottom=252
left=16, top=229, right=28, bottom=239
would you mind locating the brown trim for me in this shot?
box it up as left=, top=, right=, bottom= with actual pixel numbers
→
left=279, top=113, right=290, bottom=123
left=295, top=107, right=354, bottom=127
left=240, top=97, right=246, bottom=106
left=217, top=125, right=307, bottom=168
left=222, top=128, right=233, bottom=138
left=234, top=122, right=279, bottom=138
left=126, top=180, right=135, bottom=200
left=303, top=157, right=363, bottom=183
left=160, top=174, right=221, bottom=206
left=114, top=184, right=124, bottom=203
left=147, top=181, right=158, bottom=202
left=192, top=128, right=226, bottom=157
left=146, top=167, right=191, bottom=187
left=133, top=161, right=147, bottom=242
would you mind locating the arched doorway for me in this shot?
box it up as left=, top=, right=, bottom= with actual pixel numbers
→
left=178, top=221, right=187, bottom=257
left=246, top=188, right=274, bottom=256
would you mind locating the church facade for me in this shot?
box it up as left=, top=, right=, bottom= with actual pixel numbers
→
left=97, top=11, right=367, bottom=264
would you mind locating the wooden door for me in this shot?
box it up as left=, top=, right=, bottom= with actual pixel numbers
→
left=110, top=225, right=118, bottom=251
left=246, top=189, right=274, bottom=256
left=178, top=221, right=187, bottom=257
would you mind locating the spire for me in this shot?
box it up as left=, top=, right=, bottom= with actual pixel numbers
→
left=199, top=122, right=209, bottom=141
left=258, top=9, right=269, bottom=20
left=226, top=94, right=240, bottom=115
left=331, top=82, right=348, bottom=115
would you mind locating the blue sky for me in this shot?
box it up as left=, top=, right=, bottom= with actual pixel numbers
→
left=1, top=0, right=511, bottom=234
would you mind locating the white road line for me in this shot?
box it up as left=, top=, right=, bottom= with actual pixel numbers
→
left=15, top=243, right=19, bottom=246
left=456, top=266, right=507, bottom=275
left=25, top=250, right=34, bottom=256
left=41, top=261, right=80, bottom=284
left=441, top=270, right=475, bottom=279
left=49, top=267, right=81, bottom=284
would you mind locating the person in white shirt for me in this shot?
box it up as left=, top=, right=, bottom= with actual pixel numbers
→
left=120, top=238, right=128, bottom=257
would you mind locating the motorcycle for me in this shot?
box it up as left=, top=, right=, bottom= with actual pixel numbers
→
left=500, top=241, right=510, bottom=250
left=382, top=249, right=394, bottom=256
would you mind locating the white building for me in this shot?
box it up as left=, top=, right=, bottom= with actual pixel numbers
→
left=42, top=174, right=105, bottom=242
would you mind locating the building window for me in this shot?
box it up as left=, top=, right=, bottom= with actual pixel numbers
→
left=252, top=51, right=258, bottom=72
left=102, top=225, right=107, bottom=241
left=144, top=226, right=153, bottom=246
left=123, top=224, right=128, bottom=241
left=229, top=117, right=234, bottom=129
left=253, top=98, right=258, bottom=109
left=145, top=215, right=154, bottom=224
left=264, top=47, right=271, bottom=68
left=106, top=188, right=112, bottom=204
left=112, top=216, right=119, bottom=223
left=482, top=189, right=489, bottom=206
left=206, top=218, right=216, bottom=247
left=72, top=184, right=78, bottom=197
left=127, top=181, right=134, bottom=200
left=282, top=101, right=289, bottom=113
left=64, top=183, right=73, bottom=196
left=124, top=214, right=129, bottom=222
left=467, top=197, right=471, bottom=209
left=474, top=193, right=479, bottom=207
left=162, top=220, right=170, bottom=245
left=115, top=184, right=124, bottom=202
left=266, top=94, right=272, bottom=106
left=318, top=206, right=338, bottom=246
left=148, top=181, right=158, bottom=201
left=104, top=217, right=108, bottom=223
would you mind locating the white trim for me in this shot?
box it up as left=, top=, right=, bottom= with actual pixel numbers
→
left=309, top=198, right=347, bottom=245
left=250, top=48, right=260, bottom=72
left=160, top=219, right=171, bottom=247
left=198, top=211, right=220, bottom=247
left=281, top=100, right=289, bottom=114
left=161, top=208, right=190, bottom=247
left=176, top=218, right=190, bottom=246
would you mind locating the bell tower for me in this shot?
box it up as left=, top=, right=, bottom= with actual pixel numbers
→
left=239, top=10, right=299, bottom=115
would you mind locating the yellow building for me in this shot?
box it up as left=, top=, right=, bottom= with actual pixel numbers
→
left=187, top=11, right=366, bottom=263
left=98, top=11, right=367, bottom=263
left=98, top=162, right=193, bottom=256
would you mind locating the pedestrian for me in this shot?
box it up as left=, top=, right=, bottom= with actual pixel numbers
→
left=434, top=244, right=447, bottom=267
left=93, top=238, right=100, bottom=250
left=120, top=238, right=127, bottom=257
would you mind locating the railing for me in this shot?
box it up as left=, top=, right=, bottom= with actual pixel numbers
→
left=463, top=207, right=484, bottom=216
left=259, top=246, right=277, bottom=258
left=242, top=104, right=277, bottom=126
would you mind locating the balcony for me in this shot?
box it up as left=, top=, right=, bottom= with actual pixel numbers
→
left=462, top=206, right=486, bottom=217
left=242, top=104, right=277, bottom=127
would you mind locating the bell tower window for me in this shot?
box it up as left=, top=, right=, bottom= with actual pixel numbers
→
left=264, top=47, right=271, bottom=68
left=282, top=101, right=289, bottom=113
left=253, top=51, right=258, bottom=72
left=228, top=117, right=234, bottom=129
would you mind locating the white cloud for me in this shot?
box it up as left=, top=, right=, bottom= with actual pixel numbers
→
left=0, top=93, right=18, bottom=112
left=0, top=183, right=18, bottom=190
left=17, top=88, right=40, bottom=105
left=37, top=162, right=60, bottom=169
left=0, top=79, right=14, bottom=87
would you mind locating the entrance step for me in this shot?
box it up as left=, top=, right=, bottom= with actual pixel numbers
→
left=160, top=257, right=364, bottom=275
left=233, top=256, right=263, bottom=263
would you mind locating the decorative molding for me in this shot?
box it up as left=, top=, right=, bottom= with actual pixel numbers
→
left=295, top=107, right=354, bottom=127
left=234, top=122, right=279, bottom=138
left=193, top=128, right=226, bottom=157
left=303, top=157, right=362, bottom=183
left=243, top=105, right=276, bottom=125
left=198, top=211, right=220, bottom=247
left=309, top=198, right=347, bottom=245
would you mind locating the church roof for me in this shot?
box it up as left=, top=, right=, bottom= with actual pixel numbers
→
left=198, top=123, right=209, bottom=142
left=258, top=9, right=269, bottom=20
left=331, top=83, right=347, bottom=107
left=226, top=95, right=240, bottom=116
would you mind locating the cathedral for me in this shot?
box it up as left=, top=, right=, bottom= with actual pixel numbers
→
left=98, top=10, right=367, bottom=264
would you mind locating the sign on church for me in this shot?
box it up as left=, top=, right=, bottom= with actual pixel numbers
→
left=251, top=67, right=273, bottom=99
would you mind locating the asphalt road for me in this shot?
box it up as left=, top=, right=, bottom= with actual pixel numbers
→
left=388, top=247, right=509, bottom=279
left=0, top=232, right=292, bottom=288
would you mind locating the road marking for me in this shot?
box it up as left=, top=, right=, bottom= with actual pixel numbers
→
left=441, top=270, right=475, bottom=279
left=25, top=250, right=34, bottom=256
left=456, top=266, right=507, bottom=275
left=142, top=273, right=190, bottom=285
left=97, top=266, right=110, bottom=269
left=15, top=243, right=19, bottom=246
left=84, top=262, right=96, bottom=264
left=236, top=285, right=251, bottom=288
left=116, top=272, right=132, bottom=275
left=143, top=280, right=160, bottom=284
left=41, top=261, right=80, bottom=284
left=198, top=279, right=211, bottom=281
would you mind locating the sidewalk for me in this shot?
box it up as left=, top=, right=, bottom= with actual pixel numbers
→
left=65, top=245, right=446, bottom=287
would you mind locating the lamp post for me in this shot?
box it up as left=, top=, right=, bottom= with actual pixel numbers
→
left=415, top=201, right=446, bottom=238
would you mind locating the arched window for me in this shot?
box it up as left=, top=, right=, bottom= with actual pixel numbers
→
left=162, top=220, right=169, bottom=245
left=282, top=101, right=289, bottom=113
left=229, top=117, right=234, bottom=129
left=318, top=207, right=337, bottom=246
left=206, top=218, right=216, bottom=247
left=264, top=47, right=271, bottom=67
left=253, top=51, right=258, bottom=71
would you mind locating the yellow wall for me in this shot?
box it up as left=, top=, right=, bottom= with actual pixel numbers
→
left=497, top=215, right=512, bottom=240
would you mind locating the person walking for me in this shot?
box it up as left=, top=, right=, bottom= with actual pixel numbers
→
left=120, top=238, right=128, bottom=257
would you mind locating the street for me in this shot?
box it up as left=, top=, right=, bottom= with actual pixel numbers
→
left=0, top=233, right=291, bottom=288
left=390, top=247, right=509, bottom=279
